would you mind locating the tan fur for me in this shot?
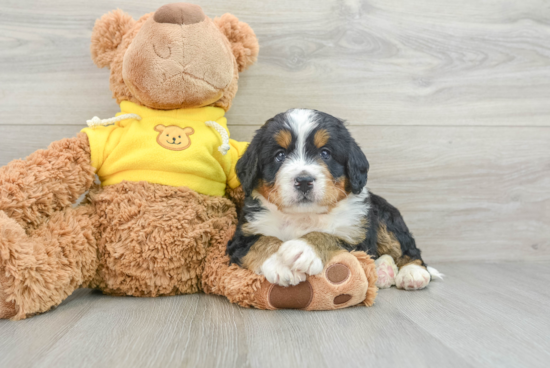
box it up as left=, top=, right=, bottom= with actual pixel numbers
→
left=275, top=130, right=292, bottom=149
left=256, top=180, right=285, bottom=210
left=225, top=186, right=245, bottom=216
left=84, top=181, right=238, bottom=297
left=376, top=224, right=403, bottom=260
left=353, top=251, right=378, bottom=307
left=0, top=133, right=95, bottom=229
left=376, top=224, right=426, bottom=270
left=318, top=169, right=350, bottom=209
left=213, top=14, right=259, bottom=73
left=396, top=257, right=425, bottom=269
left=313, top=129, right=330, bottom=148
left=302, top=232, right=347, bottom=264
left=241, top=236, right=283, bottom=272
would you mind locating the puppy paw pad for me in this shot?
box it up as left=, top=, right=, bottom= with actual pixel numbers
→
left=326, top=263, right=351, bottom=285
left=333, top=294, right=352, bottom=305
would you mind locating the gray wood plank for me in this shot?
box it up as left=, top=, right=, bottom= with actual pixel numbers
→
left=1, top=0, right=550, bottom=126
left=2, top=124, right=548, bottom=262
left=389, top=262, right=550, bottom=368
left=1, top=262, right=549, bottom=368
left=34, top=294, right=249, bottom=368
left=0, top=289, right=96, bottom=368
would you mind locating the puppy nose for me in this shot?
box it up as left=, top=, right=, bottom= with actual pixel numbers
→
left=294, top=176, right=315, bottom=194
left=154, top=3, right=206, bottom=25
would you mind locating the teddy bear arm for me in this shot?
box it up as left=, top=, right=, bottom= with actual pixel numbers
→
left=0, top=133, right=95, bottom=228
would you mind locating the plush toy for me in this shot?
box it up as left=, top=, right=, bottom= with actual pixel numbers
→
left=0, top=3, right=377, bottom=320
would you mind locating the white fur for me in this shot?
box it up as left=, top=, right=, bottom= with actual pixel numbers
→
left=427, top=266, right=444, bottom=280
left=395, top=264, right=431, bottom=290
left=277, top=109, right=326, bottom=207
left=277, top=239, right=324, bottom=275
left=260, top=253, right=306, bottom=287
left=375, top=255, right=398, bottom=289
left=284, top=109, right=318, bottom=163
left=248, top=188, right=369, bottom=243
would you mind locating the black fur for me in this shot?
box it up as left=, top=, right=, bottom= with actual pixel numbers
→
left=227, top=197, right=263, bottom=265
left=354, top=193, right=425, bottom=266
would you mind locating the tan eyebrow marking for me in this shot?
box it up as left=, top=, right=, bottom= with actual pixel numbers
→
left=275, top=130, right=292, bottom=149
left=314, top=129, right=330, bottom=148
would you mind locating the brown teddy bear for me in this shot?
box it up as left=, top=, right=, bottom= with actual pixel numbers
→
left=0, top=3, right=377, bottom=320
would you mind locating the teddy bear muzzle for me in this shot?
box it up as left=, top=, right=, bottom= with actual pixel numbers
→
left=153, top=3, right=206, bottom=25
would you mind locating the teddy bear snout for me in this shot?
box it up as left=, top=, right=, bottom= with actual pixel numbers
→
left=154, top=3, right=206, bottom=25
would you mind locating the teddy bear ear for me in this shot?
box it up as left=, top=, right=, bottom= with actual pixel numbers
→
left=213, top=14, right=259, bottom=72
left=90, top=9, right=136, bottom=68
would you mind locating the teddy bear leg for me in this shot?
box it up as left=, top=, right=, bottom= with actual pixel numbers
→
left=252, top=251, right=378, bottom=310
left=203, top=233, right=378, bottom=310
left=0, top=205, right=98, bottom=320
left=202, top=218, right=266, bottom=307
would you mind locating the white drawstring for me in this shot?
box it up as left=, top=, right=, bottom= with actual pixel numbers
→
left=86, top=113, right=142, bottom=128
left=205, top=120, right=231, bottom=155
left=86, top=114, right=230, bottom=155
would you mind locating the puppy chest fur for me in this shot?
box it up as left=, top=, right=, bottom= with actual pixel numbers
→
left=243, top=190, right=369, bottom=244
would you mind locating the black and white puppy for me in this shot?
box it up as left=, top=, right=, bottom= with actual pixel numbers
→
left=227, top=109, right=442, bottom=290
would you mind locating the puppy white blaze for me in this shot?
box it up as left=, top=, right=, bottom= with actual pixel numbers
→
left=284, top=109, right=318, bottom=163
left=278, top=109, right=326, bottom=209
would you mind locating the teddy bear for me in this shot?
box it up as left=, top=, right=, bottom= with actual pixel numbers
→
left=0, top=3, right=377, bottom=320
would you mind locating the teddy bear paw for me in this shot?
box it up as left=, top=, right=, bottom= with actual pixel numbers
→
left=260, top=251, right=373, bottom=310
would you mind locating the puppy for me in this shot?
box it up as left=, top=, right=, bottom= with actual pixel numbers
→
left=227, top=109, right=442, bottom=290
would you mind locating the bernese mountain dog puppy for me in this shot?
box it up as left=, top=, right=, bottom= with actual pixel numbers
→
left=227, top=109, right=442, bottom=290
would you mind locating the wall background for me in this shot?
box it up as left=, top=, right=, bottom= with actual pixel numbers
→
left=1, top=0, right=548, bottom=262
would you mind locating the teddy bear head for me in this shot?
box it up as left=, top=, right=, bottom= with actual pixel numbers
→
left=90, top=3, right=259, bottom=111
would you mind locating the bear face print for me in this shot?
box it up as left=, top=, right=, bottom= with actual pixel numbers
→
left=154, top=125, right=194, bottom=151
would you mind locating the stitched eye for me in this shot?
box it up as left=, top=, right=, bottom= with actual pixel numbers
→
left=320, top=148, right=331, bottom=160
left=178, top=136, right=181, bottom=138
left=166, top=134, right=169, bottom=136
left=275, top=151, right=286, bottom=163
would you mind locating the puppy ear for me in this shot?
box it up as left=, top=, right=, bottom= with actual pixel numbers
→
left=154, top=124, right=166, bottom=132
left=91, top=9, right=136, bottom=68
left=346, top=138, right=369, bottom=194
left=213, top=14, right=259, bottom=72
left=236, top=131, right=262, bottom=196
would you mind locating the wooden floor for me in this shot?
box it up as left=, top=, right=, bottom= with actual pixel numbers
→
left=0, top=262, right=548, bottom=368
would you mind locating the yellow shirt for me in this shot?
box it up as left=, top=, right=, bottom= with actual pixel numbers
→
left=82, top=101, right=248, bottom=197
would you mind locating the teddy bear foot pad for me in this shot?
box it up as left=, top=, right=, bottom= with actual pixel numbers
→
left=256, top=251, right=376, bottom=311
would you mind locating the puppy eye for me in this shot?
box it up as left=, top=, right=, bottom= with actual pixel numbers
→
left=320, top=148, right=331, bottom=160
left=275, top=151, right=286, bottom=163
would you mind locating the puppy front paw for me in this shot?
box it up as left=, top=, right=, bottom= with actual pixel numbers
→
left=375, top=254, right=398, bottom=289
left=260, top=254, right=306, bottom=287
left=278, top=239, right=323, bottom=276
left=395, top=264, right=431, bottom=290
